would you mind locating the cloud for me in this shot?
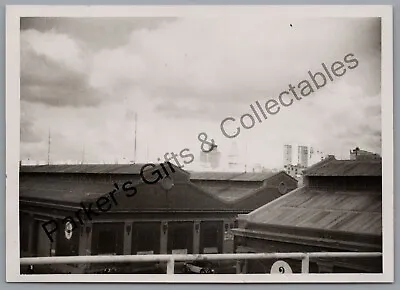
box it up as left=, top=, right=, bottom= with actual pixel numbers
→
left=88, top=18, right=381, bottom=118
left=21, top=17, right=177, bottom=50
left=20, top=118, right=41, bottom=144
left=21, top=29, right=108, bottom=107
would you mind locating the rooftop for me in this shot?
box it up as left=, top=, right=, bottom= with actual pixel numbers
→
left=20, top=163, right=189, bottom=175
left=246, top=187, right=382, bottom=236
left=304, top=157, right=382, bottom=177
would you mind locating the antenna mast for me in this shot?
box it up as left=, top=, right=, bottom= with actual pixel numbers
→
left=133, top=113, right=137, bottom=163
left=244, top=142, right=248, bottom=173
left=47, top=129, right=51, bottom=165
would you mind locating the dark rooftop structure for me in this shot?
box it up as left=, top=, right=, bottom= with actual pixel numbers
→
left=19, top=163, right=171, bottom=175
left=304, top=155, right=382, bottom=177
left=19, top=163, right=298, bottom=271
left=232, top=156, right=383, bottom=273
left=19, top=164, right=297, bottom=209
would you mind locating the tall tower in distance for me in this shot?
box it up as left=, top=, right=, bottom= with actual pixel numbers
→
left=283, top=144, right=292, bottom=166
left=298, top=145, right=309, bottom=167
left=199, top=143, right=221, bottom=170
left=228, top=141, right=239, bottom=170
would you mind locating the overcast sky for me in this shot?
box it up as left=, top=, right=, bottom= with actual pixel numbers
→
left=20, top=17, right=381, bottom=171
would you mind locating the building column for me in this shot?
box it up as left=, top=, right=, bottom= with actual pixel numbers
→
left=27, top=214, right=35, bottom=257
left=79, top=223, right=92, bottom=256
left=193, top=221, right=201, bottom=254
left=222, top=220, right=234, bottom=253
left=76, top=223, right=92, bottom=273
left=123, top=222, right=133, bottom=255
left=160, top=221, right=168, bottom=254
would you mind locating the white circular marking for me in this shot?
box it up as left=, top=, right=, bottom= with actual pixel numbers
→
left=270, top=260, right=292, bottom=274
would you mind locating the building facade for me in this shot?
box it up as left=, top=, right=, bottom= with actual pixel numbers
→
left=19, top=164, right=297, bottom=274
left=297, top=145, right=309, bottom=167
left=283, top=144, right=292, bottom=166
left=232, top=156, right=382, bottom=274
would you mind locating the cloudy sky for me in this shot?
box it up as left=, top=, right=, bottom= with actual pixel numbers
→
left=20, top=17, right=381, bottom=171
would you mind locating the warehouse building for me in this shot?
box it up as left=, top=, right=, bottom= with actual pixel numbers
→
left=19, top=163, right=297, bottom=273
left=232, top=155, right=382, bottom=273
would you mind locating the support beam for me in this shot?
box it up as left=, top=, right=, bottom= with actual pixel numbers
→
left=166, top=258, right=175, bottom=274
left=301, top=255, right=310, bottom=273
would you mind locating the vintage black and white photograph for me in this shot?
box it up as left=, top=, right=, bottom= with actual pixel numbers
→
left=6, top=5, right=393, bottom=283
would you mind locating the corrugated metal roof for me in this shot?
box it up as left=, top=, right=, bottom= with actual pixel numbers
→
left=19, top=177, right=232, bottom=210
left=20, top=163, right=189, bottom=175
left=20, top=165, right=278, bottom=182
left=20, top=164, right=148, bottom=174
left=247, top=187, right=382, bottom=236
left=189, top=171, right=274, bottom=182
left=304, top=158, right=382, bottom=177
left=19, top=178, right=119, bottom=203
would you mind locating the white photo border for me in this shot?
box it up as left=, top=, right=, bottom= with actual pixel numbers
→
left=6, top=4, right=394, bottom=283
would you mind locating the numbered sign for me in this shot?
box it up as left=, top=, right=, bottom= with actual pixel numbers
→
left=270, top=260, right=293, bottom=274
left=64, top=221, right=73, bottom=240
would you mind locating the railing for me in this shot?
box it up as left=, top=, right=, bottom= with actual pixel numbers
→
left=20, top=252, right=382, bottom=274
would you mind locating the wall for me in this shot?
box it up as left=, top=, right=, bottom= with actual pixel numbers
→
left=306, top=176, right=382, bottom=191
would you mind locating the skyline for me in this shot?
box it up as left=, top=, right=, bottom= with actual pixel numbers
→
left=20, top=17, right=381, bottom=171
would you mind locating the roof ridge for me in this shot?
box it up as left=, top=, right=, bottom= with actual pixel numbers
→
left=186, top=181, right=233, bottom=206
left=303, top=156, right=336, bottom=174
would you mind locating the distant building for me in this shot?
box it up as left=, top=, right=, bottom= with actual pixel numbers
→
left=350, top=147, right=381, bottom=160
left=199, top=150, right=208, bottom=163
left=228, top=141, right=239, bottom=170
left=252, top=163, right=263, bottom=173
left=283, top=145, right=292, bottom=166
left=199, top=144, right=222, bottom=169
left=284, top=164, right=306, bottom=180
left=297, top=145, right=309, bottom=167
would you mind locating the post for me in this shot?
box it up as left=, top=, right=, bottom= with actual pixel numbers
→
left=301, top=254, right=310, bottom=274
left=166, top=258, right=175, bottom=274
left=236, top=260, right=241, bottom=274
